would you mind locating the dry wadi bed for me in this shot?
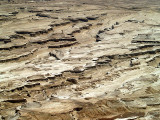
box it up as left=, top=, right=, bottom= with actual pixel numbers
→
left=0, top=0, right=160, bottom=119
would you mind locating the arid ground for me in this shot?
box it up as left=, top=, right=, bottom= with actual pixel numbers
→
left=0, top=0, right=160, bottom=119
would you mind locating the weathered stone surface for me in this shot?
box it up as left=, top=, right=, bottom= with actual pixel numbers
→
left=1, top=0, right=160, bottom=120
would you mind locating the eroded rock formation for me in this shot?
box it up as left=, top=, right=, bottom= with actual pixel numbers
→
left=0, top=0, right=160, bottom=119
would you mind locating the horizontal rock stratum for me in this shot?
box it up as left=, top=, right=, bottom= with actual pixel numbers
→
left=0, top=0, right=160, bottom=119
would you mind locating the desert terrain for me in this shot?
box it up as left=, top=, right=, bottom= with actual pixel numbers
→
left=0, top=0, right=160, bottom=119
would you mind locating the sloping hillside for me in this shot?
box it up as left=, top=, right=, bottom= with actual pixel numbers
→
left=0, top=0, right=160, bottom=119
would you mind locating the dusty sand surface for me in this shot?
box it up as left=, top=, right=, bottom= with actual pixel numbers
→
left=1, top=0, right=160, bottom=119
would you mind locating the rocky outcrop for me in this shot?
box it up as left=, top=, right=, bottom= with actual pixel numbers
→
left=1, top=0, right=160, bottom=120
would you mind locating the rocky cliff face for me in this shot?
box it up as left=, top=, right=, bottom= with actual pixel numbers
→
left=0, top=0, right=160, bottom=120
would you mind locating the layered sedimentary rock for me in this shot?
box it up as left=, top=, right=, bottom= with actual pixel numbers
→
left=0, top=0, right=160, bottom=119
